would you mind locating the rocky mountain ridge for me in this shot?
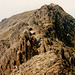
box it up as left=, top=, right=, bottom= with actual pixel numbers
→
left=0, top=3, right=75, bottom=75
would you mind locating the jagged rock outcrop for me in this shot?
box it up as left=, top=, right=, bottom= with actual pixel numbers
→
left=11, top=50, right=75, bottom=75
left=0, top=3, right=75, bottom=75
left=0, top=32, right=39, bottom=75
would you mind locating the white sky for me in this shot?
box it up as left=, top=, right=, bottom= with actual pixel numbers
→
left=0, top=0, right=75, bottom=21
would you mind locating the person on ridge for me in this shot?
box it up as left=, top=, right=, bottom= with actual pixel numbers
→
left=37, top=39, right=41, bottom=46
left=37, top=39, right=40, bottom=43
left=13, top=65, right=17, bottom=69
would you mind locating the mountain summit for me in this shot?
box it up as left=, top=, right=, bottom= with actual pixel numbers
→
left=0, top=3, right=75, bottom=75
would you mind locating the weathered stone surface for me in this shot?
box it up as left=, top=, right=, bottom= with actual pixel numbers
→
left=0, top=3, right=75, bottom=75
left=11, top=50, right=75, bottom=75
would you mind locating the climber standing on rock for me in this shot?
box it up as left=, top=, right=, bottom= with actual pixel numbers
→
left=37, top=39, right=41, bottom=46
left=13, top=65, right=17, bottom=69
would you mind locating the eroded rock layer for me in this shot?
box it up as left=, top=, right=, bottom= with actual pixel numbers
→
left=0, top=3, right=75, bottom=75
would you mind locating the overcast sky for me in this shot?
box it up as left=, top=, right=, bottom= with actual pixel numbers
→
left=0, top=0, right=75, bottom=21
